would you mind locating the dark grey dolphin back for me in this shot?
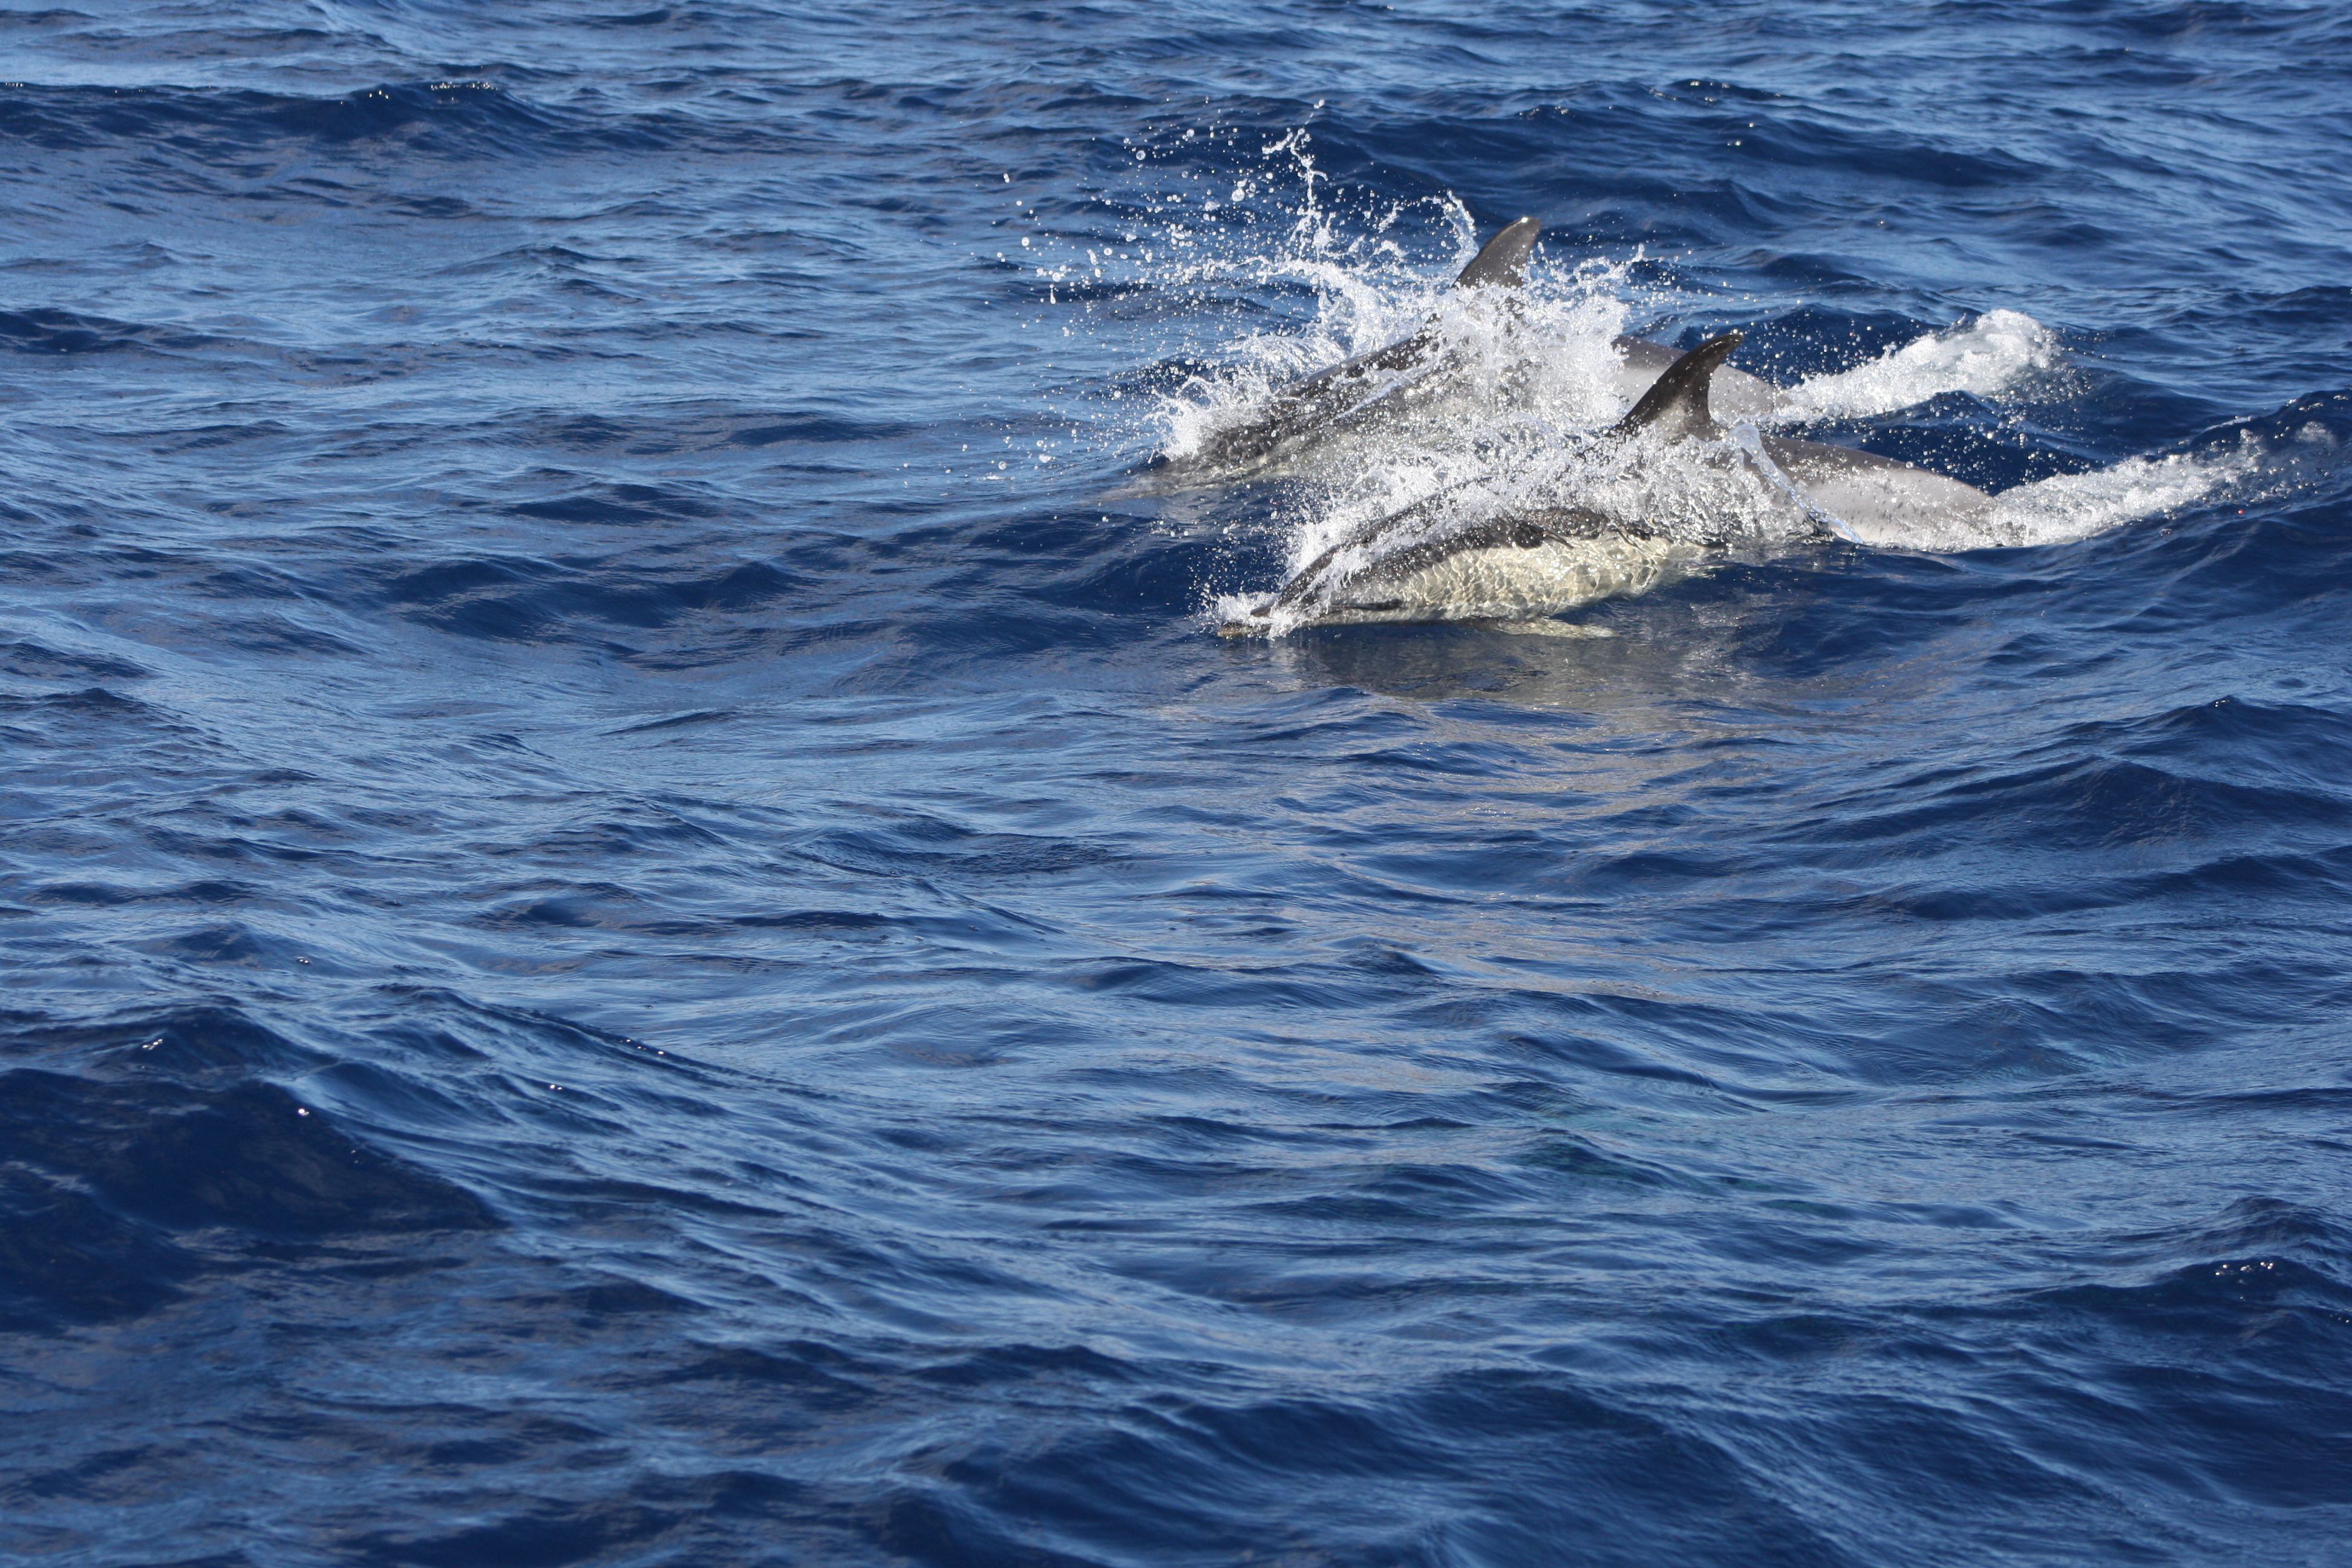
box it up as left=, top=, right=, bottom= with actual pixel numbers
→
left=1612, top=333, right=1779, bottom=421
left=1453, top=217, right=1540, bottom=289
left=1611, top=331, right=1742, bottom=441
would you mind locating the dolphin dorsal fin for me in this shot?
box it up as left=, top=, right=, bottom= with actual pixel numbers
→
left=1611, top=330, right=1742, bottom=440
left=1454, top=216, right=1540, bottom=289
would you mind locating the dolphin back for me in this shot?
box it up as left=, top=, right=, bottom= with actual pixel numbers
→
left=1611, top=331, right=1742, bottom=441
left=1172, top=217, right=1544, bottom=474
left=1612, top=334, right=1779, bottom=421
left=1453, top=217, right=1540, bottom=289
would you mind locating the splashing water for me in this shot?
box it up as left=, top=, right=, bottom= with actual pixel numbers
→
left=1149, top=238, right=1647, bottom=469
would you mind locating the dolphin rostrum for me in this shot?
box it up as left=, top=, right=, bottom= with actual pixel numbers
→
left=1218, top=330, right=1997, bottom=635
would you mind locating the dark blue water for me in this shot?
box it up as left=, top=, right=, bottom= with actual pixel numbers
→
left=5, top=4, right=2351, bottom=1563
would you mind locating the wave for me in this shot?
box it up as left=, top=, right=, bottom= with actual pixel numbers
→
left=0, top=77, right=711, bottom=162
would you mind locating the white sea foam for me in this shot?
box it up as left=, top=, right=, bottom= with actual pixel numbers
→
left=1981, top=428, right=2328, bottom=547
left=1775, top=309, right=2060, bottom=422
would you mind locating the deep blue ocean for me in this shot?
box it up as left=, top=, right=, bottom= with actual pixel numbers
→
left=5, top=3, right=2351, bottom=1564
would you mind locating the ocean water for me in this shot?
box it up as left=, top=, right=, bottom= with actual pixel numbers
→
left=4, top=2, right=2351, bottom=1564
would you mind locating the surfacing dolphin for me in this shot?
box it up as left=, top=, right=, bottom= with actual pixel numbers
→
left=1159, top=215, right=1542, bottom=477
left=1217, top=330, right=1996, bottom=636
left=1156, top=215, right=1781, bottom=480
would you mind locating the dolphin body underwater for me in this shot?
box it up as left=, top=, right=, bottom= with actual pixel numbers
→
left=1178, top=218, right=2007, bottom=637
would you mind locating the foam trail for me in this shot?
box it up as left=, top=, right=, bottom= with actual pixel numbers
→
left=1983, top=439, right=2270, bottom=547
left=1778, top=310, right=2059, bottom=421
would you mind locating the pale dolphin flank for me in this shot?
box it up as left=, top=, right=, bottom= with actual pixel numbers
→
left=1218, top=330, right=1996, bottom=635
left=1164, top=216, right=1542, bottom=474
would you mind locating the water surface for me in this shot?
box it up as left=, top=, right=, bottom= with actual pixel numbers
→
left=4, top=4, right=2350, bottom=1564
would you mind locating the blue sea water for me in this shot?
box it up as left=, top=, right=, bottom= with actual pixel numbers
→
left=4, top=2, right=2351, bottom=1563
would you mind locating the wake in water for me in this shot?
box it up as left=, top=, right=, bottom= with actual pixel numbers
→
left=1772, top=309, right=2060, bottom=422
left=1096, top=179, right=2322, bottom=633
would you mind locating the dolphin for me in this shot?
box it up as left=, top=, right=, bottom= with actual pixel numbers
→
left=1155, top=214, right=1788, bottom=479
left=1217, top=330, right=1997, bottom=635
left=1161, top=215, right=1543, bottom=475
